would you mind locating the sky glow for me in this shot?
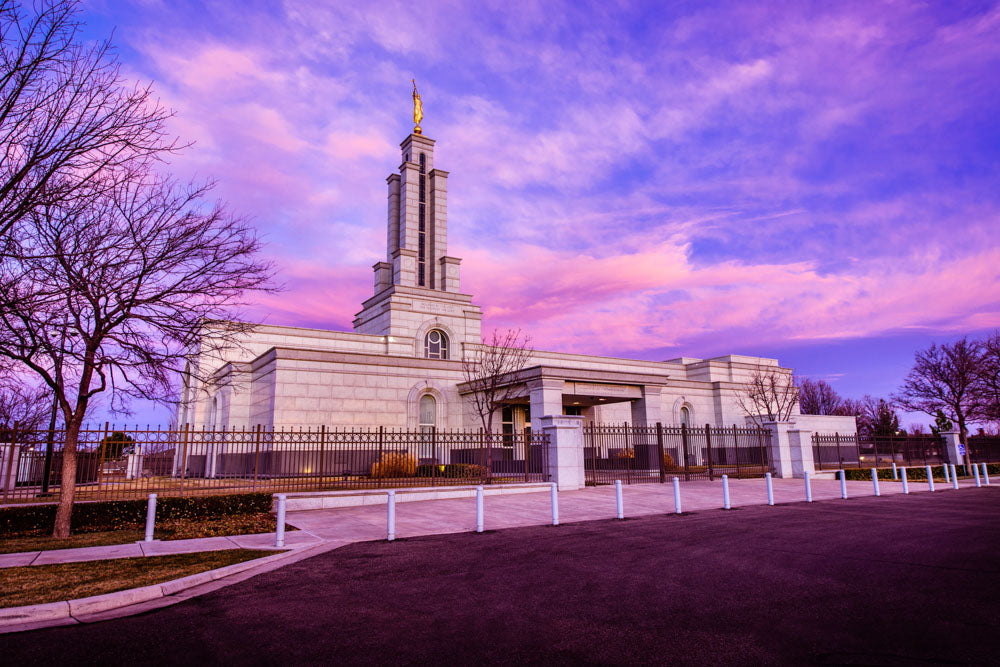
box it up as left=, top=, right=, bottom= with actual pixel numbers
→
left=80, top=0, right=1000, bottom=425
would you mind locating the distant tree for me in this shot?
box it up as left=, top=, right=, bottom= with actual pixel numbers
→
left=894, top=338, right=982, bottom=470
left=976, top=330, right=1000, bottom=426
left=98, top=430, right=134, bottom=458
left=856, top=396, right=900, bottom=437
left=796, top=378, right=850, bottom=415
left=0, top=0, right=176, bottom=242
left=0, top=376, right=50, bottom=429
left=736, top=365, right=798, bottom=427
left=908, top=423, right=926, bottom=435
left=930, top=409, right=954, bottom=435
left=461, top=329, right=533, bottom=435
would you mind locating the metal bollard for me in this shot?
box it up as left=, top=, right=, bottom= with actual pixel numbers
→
left=766, top=472, right=775, bottom=506
left=951, top=465, right=959, bottom=490
left=901, top=467, right=909, bottom=494
left=550, top=483, right=559, bottom=526
left=982, top=463, right=990, bottom=486
left=476, top=485, right=484, bottom=533
left=144, top=493, right=157, bottom=543
left=840, top=469, right=848, bottom=499
left=973, top=463, right=982, bottom=488
left=673, top=477, right=682, bottom=514
left=804, top=471, right=813, bottom=503
left=722, top=474, right=731, bottom=510
left=615, top=480, right=624, bottom=519
left=275, top=494, right=287, bottom=548
left=871, top=468, right=880, bottom=497
left=387, top=490, right=396, bottom=542
left=926, top=465, right=935, bottom=492
left=892, top=462, right=897, bottom=480
left=943, top=464, right=951, bottom=483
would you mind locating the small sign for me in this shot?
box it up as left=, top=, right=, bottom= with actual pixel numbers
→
left=958, top=444, right=966, bottom=456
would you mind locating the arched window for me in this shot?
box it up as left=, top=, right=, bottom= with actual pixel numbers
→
left=424, top=329, right=448, bottom=359
left=680, top=406, right=690, bottom=426
left=419, top=394, right=436, bottom=432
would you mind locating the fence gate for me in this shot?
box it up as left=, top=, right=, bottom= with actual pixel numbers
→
left=584, top=423, right=773, bottom=485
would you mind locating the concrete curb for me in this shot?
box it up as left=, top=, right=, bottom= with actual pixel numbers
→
left=0, top=540, right=343, bottom=634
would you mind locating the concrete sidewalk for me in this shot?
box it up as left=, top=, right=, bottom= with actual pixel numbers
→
left=1, top=475, right=988, bottom=569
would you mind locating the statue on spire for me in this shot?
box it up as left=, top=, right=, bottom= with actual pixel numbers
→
left=412, top=79, right=423, bottom=135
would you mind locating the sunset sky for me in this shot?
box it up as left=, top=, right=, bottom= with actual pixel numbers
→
left=79, top=0, right=1000, bottom=426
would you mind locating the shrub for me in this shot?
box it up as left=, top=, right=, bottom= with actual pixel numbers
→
left=0, top=492, right=273, bottom=538
left=413, top=463, right=487, bottom=479
left=662, top=453, right=677, bottom=471
left=615, top=448, right=635, bottom=459
left=370, top=452, right=417, bottom=478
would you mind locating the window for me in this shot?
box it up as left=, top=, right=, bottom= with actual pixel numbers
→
left=563, top=406, right=583, bottom=416
left=419, top=395, right=436, bottom=431
left=680, top=406, right=690, bottom=426
left=424, top=329, right=448, bottom=359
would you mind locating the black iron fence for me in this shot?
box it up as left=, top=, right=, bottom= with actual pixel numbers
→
left=811, top=433, right=948, bottom=470
left=584, top=423, right=773, bottom=485
left=0, top=424, right=550, bottom=505
left=967, top=435, right=1000, bottom=463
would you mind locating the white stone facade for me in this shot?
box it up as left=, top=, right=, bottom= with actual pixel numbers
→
left=176, top=129, right=855, bottom=440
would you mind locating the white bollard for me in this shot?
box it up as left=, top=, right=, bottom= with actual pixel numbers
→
left=550, top=482, right=559, bottom=526
left=722, top=474, right=731, bottom=510
left=804, top=471, right=812, bottom=503
left=766, top=472, right=774, bottom=506
left=951, top=465, right=959, bottom=490
left=615, top=480, right=624, bottom=519
left=275, top=494, right=287, bottom=548
left=943, top=464, right=951, bottom=483
left=973, top=463, right=982, bottom=488
left=901, top=467, right=909, bottom=494
left=672, top=476, right=682, bottom=514
left=144, top=493, right=157, bottom=543
left=871, top=468, right=880, bottom=497
left=982, top=463, right=990, bottom=486
left=892, top=462, right=897, bottom=480
left=926, top=465, right=935, bottom=492
left=476, top=485, right=484, bottom=533
left=840, top=470, right=848, bottom=499
left=387, top=490, right=396, bottom=541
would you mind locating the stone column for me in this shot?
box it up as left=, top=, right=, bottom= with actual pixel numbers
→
left=538, top=415, right=585, bottom=490
left=763, top=421, right=795, bottom=478
left=788, top=429, right=816, bottom=478
left=630, top=385, right=664, bottom=426
left=528, top=378, right=564, bottom=429
left=0, top=443, right=20, bottom=491
left=941, top=431, right=964, bottom=465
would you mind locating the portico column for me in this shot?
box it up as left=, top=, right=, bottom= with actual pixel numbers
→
left=528, top=378, right=564, bottom=429
left=630, top=385, right=664, bottom=426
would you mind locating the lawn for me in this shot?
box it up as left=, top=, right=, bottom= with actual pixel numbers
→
left=0, top=549, right=276, bottom=608
left=0, top=513, right=289, bottom=555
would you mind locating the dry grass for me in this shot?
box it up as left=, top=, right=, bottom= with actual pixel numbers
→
left=0, top=549, right=274, bottom=608
left=0, top=513, right=289, bottom=555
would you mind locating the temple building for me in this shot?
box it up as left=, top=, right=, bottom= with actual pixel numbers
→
left=176, top=120, right=854, bottom=438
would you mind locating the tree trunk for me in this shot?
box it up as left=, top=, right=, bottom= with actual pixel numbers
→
left=52, top=416, right=83, bottom=538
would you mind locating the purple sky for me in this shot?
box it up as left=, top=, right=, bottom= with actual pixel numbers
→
left=80, top=1, right=1000, bottom=427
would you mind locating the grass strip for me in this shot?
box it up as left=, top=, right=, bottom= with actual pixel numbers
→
left=0, top=549, right=274, bottom=608
left=0, top=513, right=293, bottom=554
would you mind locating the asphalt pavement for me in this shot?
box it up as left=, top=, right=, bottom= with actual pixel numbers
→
left=4, top=487, right=999, bottom=665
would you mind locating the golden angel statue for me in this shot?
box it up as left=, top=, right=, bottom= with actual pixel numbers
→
left=412, top=79, right=423, bottom=134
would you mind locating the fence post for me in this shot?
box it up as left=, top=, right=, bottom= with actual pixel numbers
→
left=973, top=462, right=982, bottom=488
left=835, top=432, right=843, bottom=469
left=871, top=468, right=880, bottom=497
left=250, top=424, right=261, bottom=492
left=275, top=494, right=287, bottom=547
left=550, top=482, right=559, bottom=526
left=672, top=476, right=682, bottom=514
left=387, top=490, right=396, bottom=541
left=732, top=424, right=741, bottom=479
left=951, top=464, right=959, bottom=490
left=705, top=424, right=714, bottom=481
left=804, top=471, right=812, bottom=503
left=681, top=423, right=691, bottom=482
left=476, top=485, right=484, bottom=533
left=901, top=467, right=909, bottom=494
left=766, top=472, right=774, bottom=505
left=722, top=474, right=731, bottom=509
left=377, top=426, right=384, bottom=490
left=318, top=425, right=326, bottom=491
left=656, top=422, right=666, bottom=484
left=523, top=426, right=530, bottom=483
left=179, top=423, right=191, bottom=495
left=615, top=479, right=624, bottom=519
left=757, top=428, right=768, bottom=477
left=144, top=493, right=157, bottom=542
left=982, top=462, right=990, bottom=486
left=926, top=464, right=935, bottom=492
left=840, top=469, right=847, bottom=499
left=431, top=426, right=437, bottom=488
left=95, top=422, right=110, bottom=497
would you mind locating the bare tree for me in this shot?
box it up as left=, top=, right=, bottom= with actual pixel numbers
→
left=976, top=330, right=1000, bottom=426
left=854, top=395, right=900, bottom=437
left=894, top=338, right=982, bottom=470
left=735, top=365, right=798, bottom=427
left=0, top=375, right=50, bottom=428
left=461, top=328, right=533, bottom=434
left=0, top=0, right=176, bottom=241
left=796, top=378, right=846, bottom=415
left=0, top=172, right=273, bottom=537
